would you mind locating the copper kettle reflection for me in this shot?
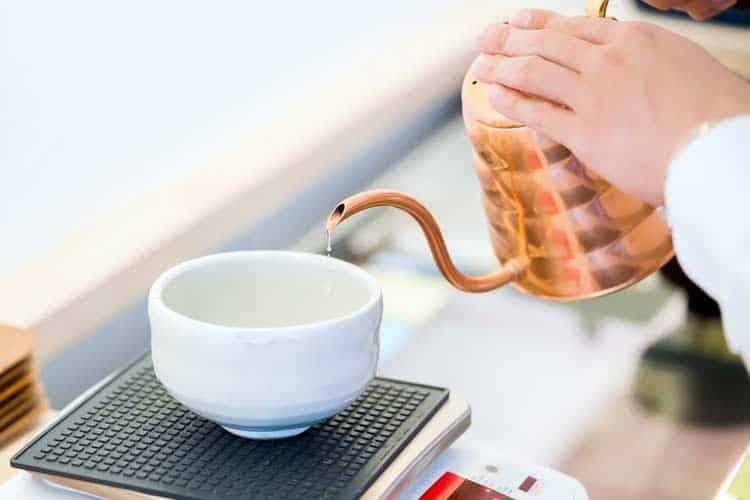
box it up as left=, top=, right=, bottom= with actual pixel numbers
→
left=327, top=0, right=674, bottom=301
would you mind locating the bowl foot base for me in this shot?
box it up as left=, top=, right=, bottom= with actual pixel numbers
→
left=222, top=425, right=310, bottom=440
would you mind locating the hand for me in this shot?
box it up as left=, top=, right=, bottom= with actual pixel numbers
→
left=471, top=9, right=750, bottom=205
left=643, top=0, right=737, bottom=20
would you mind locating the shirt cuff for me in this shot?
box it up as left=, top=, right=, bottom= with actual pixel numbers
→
left=665, top=115, right=750, bottom=355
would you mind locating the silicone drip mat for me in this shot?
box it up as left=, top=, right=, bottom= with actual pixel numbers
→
left=12, top=354, right=448, bottom=499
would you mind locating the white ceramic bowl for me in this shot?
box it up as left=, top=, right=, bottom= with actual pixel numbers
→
left=148, top=251, right=382, bottom=439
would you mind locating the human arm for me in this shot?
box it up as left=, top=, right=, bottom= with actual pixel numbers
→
left=666, top=116, right=750, bottom=360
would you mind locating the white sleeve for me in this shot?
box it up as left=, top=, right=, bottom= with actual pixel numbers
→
left=665, top=116, right=750, bottom=360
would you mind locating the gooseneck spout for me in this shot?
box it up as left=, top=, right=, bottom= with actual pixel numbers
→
left=326, top=189, right=526, bottom=293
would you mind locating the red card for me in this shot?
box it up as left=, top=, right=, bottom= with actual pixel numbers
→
left=420, top=472, right=514, bottom=500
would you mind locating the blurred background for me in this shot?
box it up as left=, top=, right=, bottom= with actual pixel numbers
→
left=2, top=1, right=750, bottom=498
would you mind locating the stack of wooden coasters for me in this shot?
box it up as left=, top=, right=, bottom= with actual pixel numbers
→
left=0, top=325, right=47, bottom=445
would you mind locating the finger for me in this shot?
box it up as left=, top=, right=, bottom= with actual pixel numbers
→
left=471, top=54, right=582, bottom=109
left=487, top=84, right=575, bottom=144
left=478, top=22, right=593, bottom=72
left=680, top=0, right=736, bottom=19
left=645, top=0, right=692, bottom=10
left=511, top=9, right=617, bottom=44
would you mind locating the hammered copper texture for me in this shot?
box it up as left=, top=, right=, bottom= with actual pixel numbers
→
left=326, top=73, right=674, bottom=300
left=327, top=0, right=675, bottom=300
left=462, top=73, right=674, bottom=300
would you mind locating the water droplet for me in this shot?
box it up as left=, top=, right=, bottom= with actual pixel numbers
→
left=326, top=229, right=332, bottom=256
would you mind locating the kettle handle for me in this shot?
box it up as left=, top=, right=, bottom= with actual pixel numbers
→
left=586, top=0, right=611, bottom=17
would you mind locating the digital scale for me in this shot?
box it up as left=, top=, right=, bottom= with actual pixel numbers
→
left=10, top=353, right=587, bottom=499
left=406, top=446, right=588, bottom=500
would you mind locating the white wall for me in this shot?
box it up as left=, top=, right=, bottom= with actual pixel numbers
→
left=3, top=0, right=490, bottom=278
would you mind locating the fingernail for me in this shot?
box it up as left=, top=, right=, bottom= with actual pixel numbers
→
left=477, top=22, right=501, bottom=49
left=511, top=9, right=534, bottom=28
left=487, top=84, right=510, bottom=104
left=712, top=0, right=734, bottom=6
left=529, top=129, right=556, bottom=149
left=469, top=55, right=494, bottom=80
left=476, top=24, right=490, bottom=48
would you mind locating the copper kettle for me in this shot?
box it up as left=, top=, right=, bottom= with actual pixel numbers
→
left=327, top=0, right=674, bottom=301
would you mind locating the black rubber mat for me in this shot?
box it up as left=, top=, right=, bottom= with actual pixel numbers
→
left=12, top=353, right=448, bottom=499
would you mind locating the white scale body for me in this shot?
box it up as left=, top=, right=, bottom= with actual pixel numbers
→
left=400, top=442, right=588, bottom=500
